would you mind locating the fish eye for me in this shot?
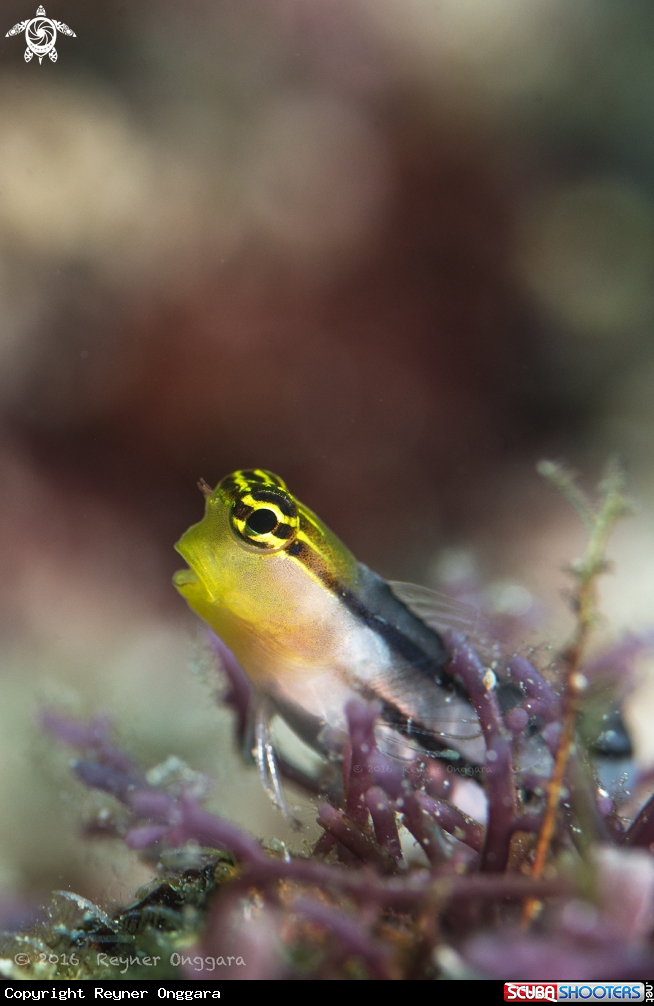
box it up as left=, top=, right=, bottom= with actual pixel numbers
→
left=229, top=488, right=299, bottom=551
left=246, top=508, right=278, bottom=535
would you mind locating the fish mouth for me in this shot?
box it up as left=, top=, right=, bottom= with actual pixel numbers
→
left=173, top=527, right=202, bottom=587
left=173, top=531, right=218, bottom=601
left=173, top=560, right=215, bottom=604
left=172, top=567, right=200, bottom=589
left=173, top=535, right=199, bottom=589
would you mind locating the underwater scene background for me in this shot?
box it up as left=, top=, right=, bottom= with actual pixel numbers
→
left=2, top=0, right=654, bottom=979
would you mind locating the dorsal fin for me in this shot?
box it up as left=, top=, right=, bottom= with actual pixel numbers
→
left=387, top=581, right=504, bottom=668
left=388, top=581, right=482, bottom=635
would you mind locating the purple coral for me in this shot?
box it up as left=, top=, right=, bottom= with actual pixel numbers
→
left=40, top=615, right=654, bottom=980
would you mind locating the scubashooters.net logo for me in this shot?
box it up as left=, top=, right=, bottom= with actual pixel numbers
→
left=5, top=5, right=76, bottom=64
left=504, top=985, right=645, bottom=1002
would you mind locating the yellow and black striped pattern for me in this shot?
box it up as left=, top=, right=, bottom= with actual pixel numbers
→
left=217, top=469, right=300, bottom=551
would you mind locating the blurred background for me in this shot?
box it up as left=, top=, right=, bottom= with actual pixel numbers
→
left=2, top=0, right=654, bottom=911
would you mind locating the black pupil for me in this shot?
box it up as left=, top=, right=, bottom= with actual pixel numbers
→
left=246, top=508, right=278, bottom=535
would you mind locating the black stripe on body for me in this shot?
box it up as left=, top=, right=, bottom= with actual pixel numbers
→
left=287, top=538, right=451, bottom=685
left=341, top=584, right=443, bottom=675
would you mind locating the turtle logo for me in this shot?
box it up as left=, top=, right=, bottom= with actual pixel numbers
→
left=6, top=5, right=76, bottom=64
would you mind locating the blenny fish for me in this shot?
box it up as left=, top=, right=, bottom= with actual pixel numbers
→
left=173, top=469, right=493, bottom=806
left=174, top=468, right=632, bottom=817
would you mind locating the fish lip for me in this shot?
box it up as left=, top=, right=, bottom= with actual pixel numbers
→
left=173, top=534, right=201, bottom=586
left=172, top=567, right=199, bottom=588
left=174, top=531, right=198, bottom=567
left=174, top=532, right=217, bottom=599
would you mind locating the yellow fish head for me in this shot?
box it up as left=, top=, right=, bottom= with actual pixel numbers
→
left=174, top=468, right=297, bottom=597
left=173, top=468, right=359, bottom=676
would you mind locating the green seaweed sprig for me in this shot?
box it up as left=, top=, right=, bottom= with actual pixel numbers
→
left=523, top=460, right=632, bottom=924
